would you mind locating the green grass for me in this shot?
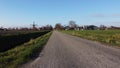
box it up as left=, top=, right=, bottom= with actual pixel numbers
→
left=0, top=32, right=52, bottom=68
left=0, top=31, right=50, bottom=52
left=61, top=30, right=120, bottom=46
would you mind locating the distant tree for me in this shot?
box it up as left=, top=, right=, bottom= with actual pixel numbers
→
left=99, top=25, right=107, bottom=30
left=69, top=20, right=77, bottom=28
left=55, top=23, right=63, bottom=30
left=45, top=25, right=53, bottom=30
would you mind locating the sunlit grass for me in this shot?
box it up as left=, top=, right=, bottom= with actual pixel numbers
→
left=0, top=32, right=52, bottom=68
left=62, top=30, right=120, bottom=46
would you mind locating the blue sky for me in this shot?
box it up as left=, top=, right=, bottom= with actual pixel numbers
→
left=0, top=0, right=120, bottom=27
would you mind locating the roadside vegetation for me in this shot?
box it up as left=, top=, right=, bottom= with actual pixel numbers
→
left=62, top=30, right=120, bottom=46
left=0, top=31, right=50, bottom=52
left=0, top=32, right=52, bottom=68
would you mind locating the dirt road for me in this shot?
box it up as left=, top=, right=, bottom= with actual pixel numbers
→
left=21, top=31, right=120, bottom=68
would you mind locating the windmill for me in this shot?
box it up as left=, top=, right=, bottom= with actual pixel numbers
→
left=31, top=21, right=38, bottom=30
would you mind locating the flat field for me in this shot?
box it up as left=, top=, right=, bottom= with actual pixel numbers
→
left=0, top=31, right=50, bottom=52
left=62, top=30, right=120, bottom=46
left=0, top=32, right=52, bottom=68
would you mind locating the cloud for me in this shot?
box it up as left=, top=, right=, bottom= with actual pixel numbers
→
left=92, top=14, right=120, bottom=17
left=92, top=14, right=106, bottom=17
left=96, top=21, right=120, bottom=24
left=112, top=14, right=120, bottom=17
left=109, top=22, right=120, bottom=23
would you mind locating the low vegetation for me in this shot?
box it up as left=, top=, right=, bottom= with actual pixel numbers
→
left=62, top=30, right=120, bottom=46
left=0, top=31, right=50, bottom=52
left=0, top=32, right=52, bottom=68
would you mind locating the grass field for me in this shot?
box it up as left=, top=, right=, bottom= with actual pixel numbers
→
left=0, top=32, right=52, bottom=68
left=0, top=31, right=50, bottom=52
left=62, top=30, right=120, bottom=46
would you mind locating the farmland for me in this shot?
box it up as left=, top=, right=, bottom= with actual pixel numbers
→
left=62, top=30, right=120, bottom=46
left=0, top=32, right=52, bottom=68
left=0, top=31, right=50, bottom=52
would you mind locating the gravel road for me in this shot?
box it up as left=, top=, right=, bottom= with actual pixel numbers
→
left=21, top=31, right=120, bottom=68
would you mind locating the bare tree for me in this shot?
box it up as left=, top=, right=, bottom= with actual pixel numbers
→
left=55, top=23, right=63, bottom=30
left=99, top=25, right=107, bottom=30
left=69, top=20, right=77, bottom=28
left=45, top=25, right=53, bottom=30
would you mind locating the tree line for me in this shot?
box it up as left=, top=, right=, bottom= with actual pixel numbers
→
left=55, top=20, right=120, bottom=30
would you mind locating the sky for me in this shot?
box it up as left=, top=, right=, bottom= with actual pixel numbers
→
left=0, top=0, right=120, bottom=28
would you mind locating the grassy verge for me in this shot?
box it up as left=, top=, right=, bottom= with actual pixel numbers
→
left=0, top=31, right=49, bottom=52
left=61, top=30, right=120, bottom=46
left=0, top=32, right=52, bottom=68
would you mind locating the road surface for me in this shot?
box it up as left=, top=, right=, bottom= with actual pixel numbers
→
left=21, top=31, right=120, bottom=68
